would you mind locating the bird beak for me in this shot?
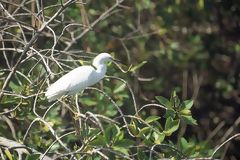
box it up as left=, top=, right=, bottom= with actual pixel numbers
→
left=112, top=58, right=124, bottom=65
left=111, top=57, right=131, bottom=73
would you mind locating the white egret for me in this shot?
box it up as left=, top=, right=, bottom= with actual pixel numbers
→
left=45, top=53, right=118, bottom=102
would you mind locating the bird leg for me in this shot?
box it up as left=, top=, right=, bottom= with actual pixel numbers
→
left=61, top=96, right=82, bottom=135
left=75, top=94, right=82, bottom=130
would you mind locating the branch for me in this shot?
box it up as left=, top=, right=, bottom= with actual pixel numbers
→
left=0, top=136, right=53, bottom=160
left=0, top=0, right=77, bottom=101
left=64, top=0, right=125, bottom=51
left=211, top=133, right=240, bottom=159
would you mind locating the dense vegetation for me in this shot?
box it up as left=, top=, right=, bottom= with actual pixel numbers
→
left=0, top=0, right=239, bottom=159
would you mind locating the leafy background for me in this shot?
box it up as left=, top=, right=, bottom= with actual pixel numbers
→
left=0, top=0, right=240, bottom=159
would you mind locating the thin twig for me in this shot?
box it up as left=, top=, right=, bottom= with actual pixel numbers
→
left=64, top=0, right=125, bottom=51
left=0, top=0, right=77, bottom=101
left=106, top=76, right=138, bottom=114
left=211, top=133, right=240, bottom=158
left=86, top=87, right=135, bottom=137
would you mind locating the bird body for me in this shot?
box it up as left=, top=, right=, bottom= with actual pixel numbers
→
left=45, top=53, right=112, bottom=102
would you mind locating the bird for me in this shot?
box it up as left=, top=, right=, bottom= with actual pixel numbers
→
left=45, top=53, right=117, bottom=102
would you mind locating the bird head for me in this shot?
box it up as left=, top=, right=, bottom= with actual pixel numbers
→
left=93, top=52, right=123, bottom=69
left=93, top=53, right=113, bottom=66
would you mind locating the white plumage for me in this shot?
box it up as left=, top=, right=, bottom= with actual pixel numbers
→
left=45, top=53, right=113, bottom=102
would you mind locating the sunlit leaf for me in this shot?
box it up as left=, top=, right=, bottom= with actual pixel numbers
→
left=112, top=146, right=129, bottom=155
left=130, top=61, right=147, bottom=72
left=113, top=83, right=126, bottom=93
left=182, top=100, right=194, bottom=110
left=198, top=0, right=204, bottom=9
left=164, top=117, right=180, bottom=136
left=145, top=116, right=160, bottom=123
left=128, top=121, right=138, bottom=136
left=137, top=127, right=151, bottom=137
left=4, top=149, right=13, bottom=160
left=153, top=132, right=165, bottom=144
left=180, top=109, right=191, bottom=116
left=81, top=98, right=97, bottom=106
left=79, top=59, right=84, bottom=65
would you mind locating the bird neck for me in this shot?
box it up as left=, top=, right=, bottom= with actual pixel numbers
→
left=93, top=63, right=107, bottom=75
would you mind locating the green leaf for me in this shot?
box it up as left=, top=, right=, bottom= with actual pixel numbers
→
left=180, top=109, right=191, bottom=116
left=198, top=0, right=204, bottom=9
left=4, top=149, right=13, bottom=160
left=145, top=116, right=160, bottom=123
left=170, top=94, right=181, bottom=109
left=87, top=128, right=101, bottom=139
left=9, top=81, right=23, bottom=93
left=153, top=132, right=165, bottom=144
left=128, top=122, right=138, bottom=136
left=130, top=61, right=147, bottom=72
left=156, top=96, right=171, bottom=108
left=115, top=139, right=135, bottom=148
left=112, top=146, right=129, bottom=155
left=171, top=90, right=177, bottom=98
left=89, top=135, right=106, bottom=146
left=81, top=98, right=97, bottom=106
left=25, top=154, right=40, bottom=160
left=137, top=149, right=148, bottom=160
left=143, top=137, right=152, bottom=145
left=137, top=127, right=151, bottom=137
left=182, top=100, right=194, bottom=110
left=181, top=115, right=197, bottom=125
left=105, top=124, right=120, bottom=144
left=180, top=137, right=188, bottom=150
left=1, top=96, right=18, bottom=104
left=164, top=109, right=176, bottom=118
left=164, top=117, right=180, bottom=136
left=113, top=83, right=126, bottom=93
left=116, top=131, right=124, bottom=141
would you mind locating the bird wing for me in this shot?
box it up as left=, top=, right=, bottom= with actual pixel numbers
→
left=45, top=66, right=95, bottom=101
left=65, top=66, right=96, bottom=94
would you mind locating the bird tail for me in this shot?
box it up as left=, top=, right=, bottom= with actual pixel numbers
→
left=45, top=87, right=66, bottom=102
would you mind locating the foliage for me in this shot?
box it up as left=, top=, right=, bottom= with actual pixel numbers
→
left=0, top=0, right=240, bottom=159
